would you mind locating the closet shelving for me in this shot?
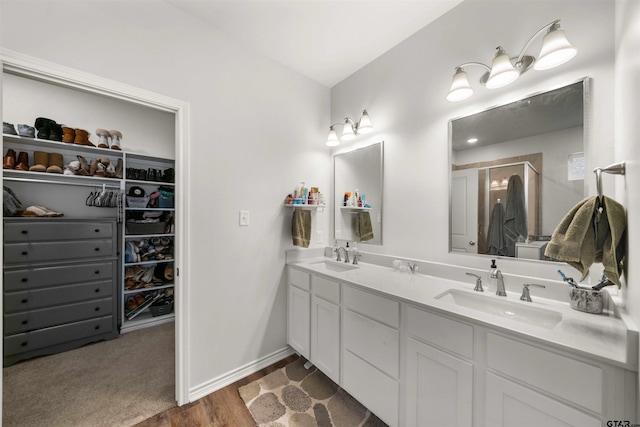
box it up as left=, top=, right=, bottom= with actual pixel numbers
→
left=122, top=153, right=176, bottom=332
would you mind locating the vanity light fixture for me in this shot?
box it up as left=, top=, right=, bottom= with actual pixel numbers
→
left=467, top=137, right=478, bottom=143
left=326, top=109, right=373, bottom=146
left=446, top=19, right=577, bottom=102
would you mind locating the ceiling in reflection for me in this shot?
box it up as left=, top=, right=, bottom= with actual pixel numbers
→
left=451, top=82, right=584, bottom=152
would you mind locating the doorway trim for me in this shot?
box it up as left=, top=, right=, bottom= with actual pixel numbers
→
left=1, top=48, right=191, bottom=406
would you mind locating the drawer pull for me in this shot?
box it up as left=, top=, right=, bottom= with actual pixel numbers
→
left=94, top=270, right=100, bottom=275
left=21, top=251, right=28, bottom=256
left=21, top=230, right=28, bottom=234
left=95, top=307, right=100, bottom=312
left=95, top=325, right=100, bottom=330
left=94, top=248, right=100, bottom=252
left=21, top=278, right=28, bottom=283
left=21, top=298, right=28, bottom=304
left=21, top=341, right=28, bottom=347
left=95, top=288, right=101, bottom=293
left=22, top=320, right=28, bottom=325
left=94, top=229, right=100, bottom=233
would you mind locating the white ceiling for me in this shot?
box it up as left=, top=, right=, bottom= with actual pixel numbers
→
left=166, top=0, right=463, bottom=87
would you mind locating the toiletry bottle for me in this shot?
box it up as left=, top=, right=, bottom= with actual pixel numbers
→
left=488, top=259, right=497, bottom=290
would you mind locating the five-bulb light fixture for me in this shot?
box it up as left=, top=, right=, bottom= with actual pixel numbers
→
left=446, top=19, right=577, bottom=102
left=326, top=109, right=373, bottom=146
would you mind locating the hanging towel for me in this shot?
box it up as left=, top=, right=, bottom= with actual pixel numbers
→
left=503, top=175, right=528, bottom=256
left=544, top=196, right=626, bottom=287
left=355, top=211, right=374, bottom=242
left=292, top=208, right=311, bottom=248
left=486, top=202, right=507, bottom=255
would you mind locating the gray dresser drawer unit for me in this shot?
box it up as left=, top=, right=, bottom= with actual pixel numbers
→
left=4, top=220, right=114, bottom=242
left=3, top=218, right=119, bottom=366
left=4, top=279, right=114, bottom=313
left=3, top=262, right=115, bottom=291
left=4, top=298, right=114, bottom=335
left=4, top=316, right=114, bottom=357
left=3, top=239, right=115, bottom=264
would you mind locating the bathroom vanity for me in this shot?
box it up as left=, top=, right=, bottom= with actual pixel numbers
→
left=287, top=255, right=638, bottom=427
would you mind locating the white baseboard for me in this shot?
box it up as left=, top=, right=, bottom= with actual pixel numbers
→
left=188, top=346, right=296, bottom=402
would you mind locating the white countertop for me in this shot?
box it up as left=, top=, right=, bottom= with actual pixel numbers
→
left=289, top=256, right=638, bottom=370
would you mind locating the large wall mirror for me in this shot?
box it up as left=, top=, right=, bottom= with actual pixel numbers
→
left=334, top=141, right=383, bottom=245
left=449, top=78, right=588, bottom=262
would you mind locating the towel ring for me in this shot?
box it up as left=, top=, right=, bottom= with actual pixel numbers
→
left=593, top=161, right=626, bottom=201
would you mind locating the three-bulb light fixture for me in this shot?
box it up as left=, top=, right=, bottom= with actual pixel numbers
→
left=446, top=19, right=577, bottom=102
left=326, top=109, right=373, bottom=146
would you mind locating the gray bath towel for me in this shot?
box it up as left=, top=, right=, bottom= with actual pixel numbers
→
left=292, top=208, right=311, bottom=248
left=355, top=211, right=374, bottom=242
left=544, top=196, right=626, bottom=287
left=504, top=175, right=528, bottom=256
left=486, top=202, right=506, bottom=255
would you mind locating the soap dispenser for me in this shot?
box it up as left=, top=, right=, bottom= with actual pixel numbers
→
left=488, top=259, right=498, bottom=290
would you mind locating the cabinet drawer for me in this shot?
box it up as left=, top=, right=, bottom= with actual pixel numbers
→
left=343, top=350, right=399, bottom=427
left=4, top=220, right=114, bottom=242
left=4, top=298, right=114, bottom=335
left=343, top=309, right=399, bottom=379
left=407, top=305, right=473, bottom=359
left=4, top=316, right=114, bottom=357
left=487, top=332, right=603, bottom=413
left=343, top=285, right=399, bottom=328
left=312, top=275, right=340, bottom=303
left=4, top=280, right=113, bottom=313
left=289, top=267, right=310, bottom=291
left=4, top=239, right=115, bottom=264
left=4, top=262, right=115, bottom=291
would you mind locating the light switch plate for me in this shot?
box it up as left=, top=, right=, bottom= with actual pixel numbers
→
left=316, top=230, right=323, bottom=244
left=239, top=210, right=250, bottom=226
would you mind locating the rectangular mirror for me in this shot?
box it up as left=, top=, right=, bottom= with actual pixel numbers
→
left=450, top=79, right=588, bottom=261
left=334, top=141, right=383, bottom=245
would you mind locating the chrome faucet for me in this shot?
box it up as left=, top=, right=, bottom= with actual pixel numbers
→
left=335, top=246, right=350, bottom=264
left=520, top=283, right=546, bottom=302
left=466, top=272, right=484, bottom=292
left=492, top=269, right=507, bottom=296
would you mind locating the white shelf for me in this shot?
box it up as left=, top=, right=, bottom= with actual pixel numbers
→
left=340, top=206, right=372, bottom=212
left=124, top=259, right=174, bottom=267
left=285, top=204, right=326, bottom=211
left=3, top=133, right=125, bottom=157
left=124, top=283, right=174, bottom=294
left=124, top=233, right=175, bottom=239
left=121, top=312, right=174, bottom=333
left=126, top=179, right=174, bottom=186
left=126, top=207, right=175, bottom=211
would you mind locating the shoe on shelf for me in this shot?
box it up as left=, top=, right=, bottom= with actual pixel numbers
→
left=96, top=129, right=110, bottom=148
left=109, top=130, right=122, bottom=150
left=34, top=117, right=56, bottom=140
left=46, top=153, right=64, bottom=174
left=3, top=122, right=18, bottom=135
left=61, top=126, right=75, bottom=143
left=29, top=151, right=49, bottom=172
left=126, top=296, right=138, bottom=311
left=76, top=155, right=90, bottom=176
left=3, top=149, right=16, bottom=169
left=48, top=123, right=63, bottom=141
left=17, top=124, right=35, bottom=138
left=15, top=152, right=29, bottom=171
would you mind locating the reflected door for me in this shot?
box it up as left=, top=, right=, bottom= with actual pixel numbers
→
left=451, top=169, right=478, bottom=253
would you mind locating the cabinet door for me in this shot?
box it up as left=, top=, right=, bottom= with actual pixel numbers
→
left=405, top=338, right=473, bottom=427
left=288, top=285, right=310, bottom=359
left=485, top=373, right=601, bottom=427
left=311, top=295, right=340, bottom=383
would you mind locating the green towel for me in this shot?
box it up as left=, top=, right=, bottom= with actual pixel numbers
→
left=292, top=208, right=311, bottom=248
left=355, top=211, right=374, bottom=242
left=544, top=196, right=626, bottom=287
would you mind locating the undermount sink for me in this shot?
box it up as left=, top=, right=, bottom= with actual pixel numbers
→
left=309, top=260, right=359, bottom=272
left=435, top=289, right=562, bottom=329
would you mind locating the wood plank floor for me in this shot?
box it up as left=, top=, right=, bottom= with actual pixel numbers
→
left=135, top=354, right=299, bottom=427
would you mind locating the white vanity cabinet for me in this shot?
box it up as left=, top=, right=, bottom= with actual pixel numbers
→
left=310, top=275, right=341, bottom=383
left=342, top=285, right=400, bottom=427
left=287, top=267, right=311, bottom=359
left=404, top=306, right=474, bottom=427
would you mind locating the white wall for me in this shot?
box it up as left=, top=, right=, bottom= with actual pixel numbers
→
left=1, top=0, right=331, bottom=397
left=615, top=0, right=640, bottom=418
left=331, top=0, right=616, bottom=282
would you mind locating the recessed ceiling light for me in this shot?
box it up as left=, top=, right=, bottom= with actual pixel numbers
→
left=467, top=138, right=478, bottom=143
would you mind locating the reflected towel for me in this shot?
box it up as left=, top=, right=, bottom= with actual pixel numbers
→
left=355, top=211, right=374, bottom=242
left=486, top=202, right=507, bottom=255
left=292, top=208, right=311, bottom=248
left=544, top=196, right=626, bottom=287
left=504, top=175, right=528, bottom=256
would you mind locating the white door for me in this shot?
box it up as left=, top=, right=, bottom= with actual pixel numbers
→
left=405, top=338, right=473, bottom=427
left=451, top=169, right=478, bottom=253
left=288, top=286, right=310, bottom=359
left=310, top=296, right=340, bottom=383
left=485, top=373, right=600, bottom=427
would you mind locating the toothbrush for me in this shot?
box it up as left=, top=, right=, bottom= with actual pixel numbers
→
left=557, top=269, right=577, bottom=287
